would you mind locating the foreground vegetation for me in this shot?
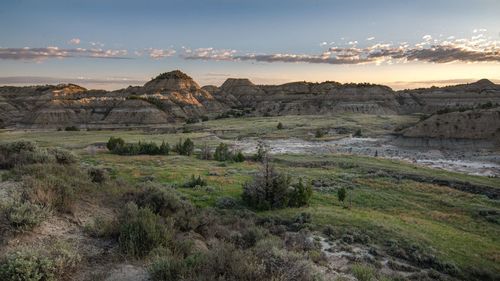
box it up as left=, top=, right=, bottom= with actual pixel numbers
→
left=0, top=114, right=499, bottom=280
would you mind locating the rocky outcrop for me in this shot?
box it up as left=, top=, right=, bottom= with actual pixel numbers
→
left=0, top=71, right=229, bottom=128
left=216, top=79, right=399, bottom=115
left=402, top=108, right=500, bottom=143
left=1, top=71, right=500, bottom=130
left=396, top=79, right=500, bottom=114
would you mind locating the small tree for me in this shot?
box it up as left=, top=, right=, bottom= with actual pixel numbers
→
left=315, top=129, right=325, bottom=138
left=277, top=122, right=284, bottom=130
left=353, top=129, right=362, bottom=137
left=288, top=178, right=313, bottom=207
left=337, top=187, right=346, bottom=206
left=107, top=137, right=125, bottom=151
left=254, top=141, right=268, bottom=162
left=174, top=138, right=194, bottom=156
left=233, top=151, right=245, bottom=162
left=242, top=159, right=311, bottom=210
left=199, top=143, right=212, bottom=160
left=159, top=141, right=170, bottom=155
left=182, top=138, right=194, bottom=156
left=214, top=143, right=231, bottom=161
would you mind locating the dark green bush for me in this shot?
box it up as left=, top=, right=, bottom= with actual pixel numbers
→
left=47, top=148, right=77, bottom=165
left=159, top=141, right=170, bottom=155
left=242, top=161, right=312, bottom=210
left=254, top=141, right=268, bottom=162
left=277, top=122, right=284, bottom=130
left=64, top=126, right=79, bottom=131
left=232, top=151, right=245, bottom=162
left=88, top=167, right=108, bottom=183
left=214, top=143, right=231, bottom=161
left=174, top=138, right=194, bottom=156
left=107, top=137, right=170, bottom=156
left=288, top=179, right=313, bottom=208
left=135, top=183, right=184, bottom=216
left=183, top=175, right=207, bottom=188
left=186, top=117, right=200, bottom=124
left=106, top=136, right=125, bottom=151
left=118, top=202, right=171, bottom=257
left=353, top=129, right=362, bottom=137
left=215, top=197, right=238, bottom=209
left=314, top=129, right=325, bottom=138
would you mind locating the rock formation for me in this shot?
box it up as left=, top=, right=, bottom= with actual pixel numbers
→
left=1, top=71, right=500, bottom=136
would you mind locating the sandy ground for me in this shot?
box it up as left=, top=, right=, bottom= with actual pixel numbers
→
left=232, top=137, right=500, bottom=177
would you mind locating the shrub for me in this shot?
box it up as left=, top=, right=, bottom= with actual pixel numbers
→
left=214, top=143, right=231, bottom=161
left=149, top=255, right=190, bottom=281
left=0, top=251, right=56, bottom=281
left=215, top=197, right=238, bottom=209
left=199, top=143, right=212, bottom=160
left=277, top=122, right=284, bottom=130
left=314, top=129, right=325, bottom=138
left=106, top=136, right=125, bottom=151
left=135, top=183, right=184, bottom=216
left=186, top=117, right=199, bottom=124
left=338, top=187, right=346, bottom=205
left=5, top=201, right=50, bottom=231
left=351, top=263, right=377, bottom=281
left=84, top=216, right=119, bottom=238
left=288, top=179, right=313, bottom=208
left=201, top=115, right=209, bottom=122
left=353, top=129, right=362, bottom=137
left=118, top=202, right=171, bottom=257
left=64, top=126, right=79, bottom=131
left=17, top=164, right=91, bottom=213
left=47, top=148, right=77, bottom=165
left=256, top=246, right=315, bottom=281
left=242, top=161, right=312, bottom=210
left=196, top=240, right=264, bottom=280
left=242, top=161, right=291, bottom=210
left=88, top=167, right=108, bottom=183
left=0, top=141, right=50, bottom=169
left=174, top=138, right=194, bottom=156
left=159, top=141, right=170, bottom=155
left=254, top=141, right=268, bottom=162
left=183, top=175, right=207, bottom=188
left=233, top=151, right=245, bottom=162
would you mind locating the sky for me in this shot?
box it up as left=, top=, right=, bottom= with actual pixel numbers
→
left=0, top=0, right=499, bottom=90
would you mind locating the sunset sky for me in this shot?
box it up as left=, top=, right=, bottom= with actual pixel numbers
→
left=1, top=0, right=499, bottom=90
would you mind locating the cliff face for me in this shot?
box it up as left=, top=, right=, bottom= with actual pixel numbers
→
left=1, top=71, right=500, bottom=130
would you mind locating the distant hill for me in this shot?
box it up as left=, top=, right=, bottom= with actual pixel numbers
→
left=1, top=70, right=500, bottom=133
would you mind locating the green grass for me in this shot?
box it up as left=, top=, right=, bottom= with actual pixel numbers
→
left=1, top=114, right=499, bottom=277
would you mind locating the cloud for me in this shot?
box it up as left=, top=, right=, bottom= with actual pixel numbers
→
left=0, top=76, right=146, bottom=85
left=182, top=47, right=237, bottom=61
left=182, top=33, right=500, bottom=65
left=366, top=37, right=375, bottom=41
left=0, top=47, right=129, bottom=61
left=147, top=48, right=176, bottom=59
left=68, top=38, right=81, bottom=45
